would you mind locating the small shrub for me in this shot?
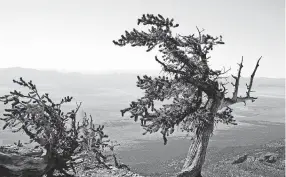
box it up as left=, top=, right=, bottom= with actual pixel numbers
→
left=0, top=78, right=113, bottom=177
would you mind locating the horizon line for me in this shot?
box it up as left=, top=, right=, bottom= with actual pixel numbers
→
left=0, top=66, right=285, bottom=79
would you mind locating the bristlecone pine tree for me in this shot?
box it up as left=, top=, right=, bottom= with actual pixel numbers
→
left=0, top=78, right=112, bottom=177
left=113, top=14, right=261, bottom=177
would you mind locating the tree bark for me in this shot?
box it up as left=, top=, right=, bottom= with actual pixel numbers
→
left=177, top=121, right=214, bottom=177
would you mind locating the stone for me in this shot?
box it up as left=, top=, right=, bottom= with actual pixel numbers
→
left=0, top=145, right=47, bottom=177
left=258, top=152, right=279, bottom=163
left=0, top=151, right=46, bottom=177
left=0, top=145, right=44, bottom=157
left=266, top=154, right=278, bottom=163
left=232, top=154, right=248, bottom=164
left=264, top=152, right=277, bottom=158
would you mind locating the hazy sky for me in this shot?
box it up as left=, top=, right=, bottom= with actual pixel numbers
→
left=0, top=0, right=284, bottom=78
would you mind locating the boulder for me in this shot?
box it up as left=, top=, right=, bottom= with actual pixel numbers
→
left=0, top=145, right=46, bottom=177
left=232, top=154, right=248, bottom=164
left=0, top=145, right=44, bottom=157
left=265, top=152, right=278, bottom=163
left=258, top=152, right=279, bottom=163
left=0, top=152, right=46, bottom=177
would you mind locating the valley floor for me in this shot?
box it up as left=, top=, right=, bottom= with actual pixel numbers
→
left=117, top=121, right=285, bottom=177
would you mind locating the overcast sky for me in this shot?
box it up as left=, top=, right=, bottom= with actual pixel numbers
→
left=0, top=0, right=284, bottom=78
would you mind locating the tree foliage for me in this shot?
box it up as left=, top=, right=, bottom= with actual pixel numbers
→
left=76, top=113, right=113, bottom=170
left=0, top=78, right=112, bottom=177
left=113, top=14, right=261, bottom=145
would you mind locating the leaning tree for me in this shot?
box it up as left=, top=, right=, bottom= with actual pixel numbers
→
left=113, top=14, right=261, bottom=177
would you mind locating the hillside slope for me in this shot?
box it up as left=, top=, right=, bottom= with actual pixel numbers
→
left=78, top=138, right=285, bottom=177
left=202, top=138, right=285, bottom=177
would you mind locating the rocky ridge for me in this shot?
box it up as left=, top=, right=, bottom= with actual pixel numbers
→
left=0, top=144, right=144, bottom=177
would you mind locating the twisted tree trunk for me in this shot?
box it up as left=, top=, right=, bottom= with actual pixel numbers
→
left=177, top=97, right=220, bottom=177
left=177, top=121, right=214, bottom=177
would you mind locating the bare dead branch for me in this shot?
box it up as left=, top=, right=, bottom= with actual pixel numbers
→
left=220, top=57, right=261, bottom=110
left=196, top=26, right=204, bottom=42
left=231, top=57, right=243, bottom=101
left=246, top=57, right=262, bottom=97
left=75, top=102, right=82, bottom=114
left=221, top=66, right=231, bottom=75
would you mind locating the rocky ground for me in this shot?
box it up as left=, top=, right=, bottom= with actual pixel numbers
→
left=0, top=144, right=144, bottom=177
left=129, top=138, right=285, bottom=177
left=75, top=166, right=143, bottom=177
left=202, top=138, right=285, bottom=177
left=0, top=138, right=284, bottom=177
left=0, top=145, right=46, bottom=177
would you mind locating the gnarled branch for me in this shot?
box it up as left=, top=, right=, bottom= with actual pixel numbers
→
left=231, top=57, right=243, bottom=101
left=246, top=56, right=262, bottom=97
left=221, top=57, right=261, bottom=109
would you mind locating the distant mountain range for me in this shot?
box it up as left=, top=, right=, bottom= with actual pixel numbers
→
left=0, top=67, right=284, bottom=89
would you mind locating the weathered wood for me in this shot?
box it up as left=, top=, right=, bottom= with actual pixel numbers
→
left=177, top=119, right=214, bottom=177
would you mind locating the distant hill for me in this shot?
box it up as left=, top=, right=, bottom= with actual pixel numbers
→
left=0, top=67, right=284, bottom=86
left=0, top=67, right=139, bottom=89
left=0, top=67, right=284, bottom=97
